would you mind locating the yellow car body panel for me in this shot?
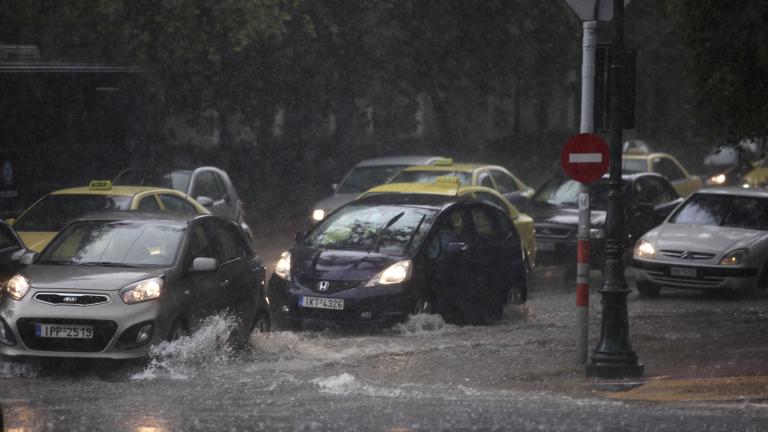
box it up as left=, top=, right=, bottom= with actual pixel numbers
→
left=397, top=163, right=534, bottom=198
left=623, top=152, right=702, bottom=197
left=362, top=182, right=537, bottom=269
left=13, top=185, right=209, bottom=252
left=741, top=163, right=768, bottom=188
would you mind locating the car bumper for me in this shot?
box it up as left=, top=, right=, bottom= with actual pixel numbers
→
left=0, top=291, right=172, bottom=360
left=632, top=258, right=760, bottom=292
left=267, top=276, right=415, bottom=328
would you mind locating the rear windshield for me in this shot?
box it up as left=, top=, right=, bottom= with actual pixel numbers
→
left=14, top=194, right=132, bottom=232
left=622, top=159, right=647, bottom=174
left=337, top=165, right=407, bottom=194
left=391, top=170, right=473, bottom=185
left=671, top=193, right=768, bottom=230
left=531, top=177, right=614, bottom=210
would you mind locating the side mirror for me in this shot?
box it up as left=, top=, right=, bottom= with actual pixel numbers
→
left=295, top=231, right=306, bottom=244
left=445, top=242, right=468, bottom=257
left=196, top=196, right=214, bottom=207
left=20, top=252, right=36, bottom=265
left=191, top=257, right=218, bottom=272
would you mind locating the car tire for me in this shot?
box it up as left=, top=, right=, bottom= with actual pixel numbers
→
left=637, top=281, right=661, bottom=297
left=507, top=257, right=529, bottom=305
left=168, top=318, right=190, bottom=342
left=413, top=296, right=435, bottom=315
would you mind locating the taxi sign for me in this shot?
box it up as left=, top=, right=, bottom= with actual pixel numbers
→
left=560, top=133, right=609, bottom=183
left=89, top=180, right=113, bottom=190
left=433, top=158, right=454, bottom=166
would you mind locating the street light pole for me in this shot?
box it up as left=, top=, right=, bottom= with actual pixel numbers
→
left=585, top=0, right=643, bottom=378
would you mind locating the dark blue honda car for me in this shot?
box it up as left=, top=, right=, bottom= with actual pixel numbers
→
left=267, top=193, right=528, bottom=329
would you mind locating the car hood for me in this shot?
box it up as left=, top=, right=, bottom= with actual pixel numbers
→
left=646, top=224, right=768, bottom=254
left=17, top=231, right=56, bottom=253
left=23, top=265, right=164, bottom=291
left=524, top=201, right=606, bottom=227
left=291, top=247, right=402, bottom=282
left=312, top=193, right=358, bottom=215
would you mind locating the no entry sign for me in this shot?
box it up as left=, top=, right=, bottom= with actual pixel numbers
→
left=560, top=133, right=610, bottom=183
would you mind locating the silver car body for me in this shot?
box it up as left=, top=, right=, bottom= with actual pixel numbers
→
left=633, top=188, right=768, bottom=293
left=311, top=156, right=444, bottom=222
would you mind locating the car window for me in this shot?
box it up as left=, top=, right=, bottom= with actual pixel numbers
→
left=336, top=165, right=407, bottom=194
left=478, top=172, right=494, bottom=189
left=212, top=220, right=248, bottom=262
left=490, top=170, right=519, bottom=193
left=471, top=207, right=499, bottom=239
left=722, top=196, right=768, bottom=230
left=160, top=194, right=199, bottom=215
left=191, top=171, right=225, bottom=200
left=669, top=193, right=768, bottom=229
left=634, top=177, right=675, bottom=205
left=138, top=195, right=161, bottom=211
left=426, top=208, right=469, bottom=259
left=473, top=191, right=510, bottom=215
left=187, top=220, right=216, bottom=260
left=653, top=157, right=685, bottom=181
left=622, top=158, right=648, bottom=174
left=13, top=194, right=133, bottom=232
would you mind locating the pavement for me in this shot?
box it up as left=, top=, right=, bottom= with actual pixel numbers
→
left=603, top=376, right=768, bottom=402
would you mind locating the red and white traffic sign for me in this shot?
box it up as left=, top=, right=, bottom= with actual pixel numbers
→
left=560, top=133, right=610, bottom=183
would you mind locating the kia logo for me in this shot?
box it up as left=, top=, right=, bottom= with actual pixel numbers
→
left=317, top=281, right=330, bottom=292
left=63, top=296, right=78, bottom=303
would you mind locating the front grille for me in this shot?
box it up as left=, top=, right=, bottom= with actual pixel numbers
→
left=296, top=275, right=363, bottom=294
left=659, top=250, right=716, bottom=261
left=17, top=318, right=118, bottom=352
left=34, top=292, right=110, bottom=306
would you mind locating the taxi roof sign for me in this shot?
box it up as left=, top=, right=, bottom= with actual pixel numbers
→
left=433, top=158, right=454, bottom=166
left=89, top=180, right=113, bottom=190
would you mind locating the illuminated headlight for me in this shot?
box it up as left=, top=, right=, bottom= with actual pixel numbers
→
left=365, top=260, right=412, bottom=287
left=720, top=248, right=749, bottom=265
left=706, top=174, right=727, bottom=185
left=6, top=275, right=30, bottom=300
left=312, top=209, right=325, bottom=221
left=589, top=228, right=605, bottom=238
left=275, top=252, right=291, bottom=280
left=120, top=277, right=163, bottom=304
left=742, top=183, right=751, bottom=189
left=634, top=239, right=656, bottom=259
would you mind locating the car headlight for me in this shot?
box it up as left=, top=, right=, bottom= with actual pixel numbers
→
left=634, top=239, right=656, bottom=259
left=706, top=174, right=727, bottom=185
left=275, top=252, right=291, bottom=280
left=720, top=248, right=749, bottom=265
left=312, top=209, right=325, bottom=221
left=6, top=275, right=30, bottom=300
left=365, top=260, right=412, bottom=287
left=120, top=277, right=163, bottom=304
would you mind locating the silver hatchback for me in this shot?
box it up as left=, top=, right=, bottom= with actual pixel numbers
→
left=0, top=213, right=268, bottom=360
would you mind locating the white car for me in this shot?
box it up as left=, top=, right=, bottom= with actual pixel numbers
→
left=633, top=188, right=768, bottom=296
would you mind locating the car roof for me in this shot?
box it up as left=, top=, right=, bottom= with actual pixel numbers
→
left=72, top=211, right=211, bottom=224
left=354, top=156, right=444, bottom=167
left=623, top=152, right=677, bottom=160
left=354, top=192, right=464, bottom=210
left=366, top=182, right=461, bottom=196
left=401, top=163, right=500, bottom=173
left=50, top=185, right=174, bottom=196
left=693, top=187, right=768, bottom=198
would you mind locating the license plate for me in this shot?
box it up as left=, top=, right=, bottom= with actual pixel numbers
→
left=538, top=242, right=556, bottom=251
left=670, top=267, right=697, bottom=278
left=35, top=324, right=94, bottom=339
left=299, top=296, right=344, bottom=310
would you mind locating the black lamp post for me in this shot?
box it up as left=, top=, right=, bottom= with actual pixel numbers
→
left=585, top=0, right=644, bottom=379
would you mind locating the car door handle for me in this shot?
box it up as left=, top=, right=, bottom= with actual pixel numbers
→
left=220, top=280, right=231, bottom=289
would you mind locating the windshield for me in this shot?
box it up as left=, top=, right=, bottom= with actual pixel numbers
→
left=391, top=170, right=473, bottom=185
left=336, top=165, right=407, bottom=194
left=306, top=204, right=437, bottom=255
left=671, top=193, right=768, bottom=229
left=38, top=220, right=184, bottom=267
left=531, top=177, right=613, bottom=210
left=622, top=159, right=648, bottom=174
left=115, top=169, right=192, bottom=193
left=13, top=194, right=133, bottom=232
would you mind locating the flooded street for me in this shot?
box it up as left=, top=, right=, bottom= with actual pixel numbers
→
left=2, top=266, right=768, bottom=431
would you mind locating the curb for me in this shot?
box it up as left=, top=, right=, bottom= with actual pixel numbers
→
left=602, top=376, right=768, bottom=402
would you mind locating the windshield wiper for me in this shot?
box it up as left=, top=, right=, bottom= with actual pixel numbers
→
left=373, top=211, right=405, bottom=252
left=403, top=214, right=427, bottom=253
left=78, top=261, right=141, bottom=268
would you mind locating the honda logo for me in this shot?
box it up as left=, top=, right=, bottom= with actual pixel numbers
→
left=63, top=296, right=78, bottom=303
left=317, top=281, right=330, bottom=292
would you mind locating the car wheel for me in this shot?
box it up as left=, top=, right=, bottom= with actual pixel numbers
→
left=637, top=281, right=661, bottom=297
left=253, top=312, right=271, bottom=333
left=507, top=259, right=529, bottom=305
left=413, top=297, right=435, bottom=315
left=168, top=318, right=189, bottom=342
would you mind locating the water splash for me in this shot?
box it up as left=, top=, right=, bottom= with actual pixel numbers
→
left=132, top=313, right=239, bottom=380
left=312, top=373, right=420, bottom=398
left=0, top=360, right=38, bottom=378
left=390, top=313, right=453, bottom=335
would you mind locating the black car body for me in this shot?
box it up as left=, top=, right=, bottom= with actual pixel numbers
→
left=0, top=213, right=268, bottom=360
left=268, top=194, right=528, bottom=328
left=522, top=173, right=683, bottom=268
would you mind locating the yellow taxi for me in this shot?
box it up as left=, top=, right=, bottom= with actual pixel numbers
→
left=622, top=149, right=702, bottom=197
left=8, top=180, right=209, bottom=252
left=362, top=178, right=537, bottom=271
left=387, top=159, right=534, bottom=206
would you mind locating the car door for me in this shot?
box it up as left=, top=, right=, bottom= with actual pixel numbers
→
left=209, top=219, right=260, bottom=317
left=175, top=219, right=225, bottom=326
left=190, top=170, right=232, bottom=218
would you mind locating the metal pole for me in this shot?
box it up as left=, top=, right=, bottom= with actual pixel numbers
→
left=586, top=0, right=643, bottom=378
left=576, top=20, right=597, bottom=365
